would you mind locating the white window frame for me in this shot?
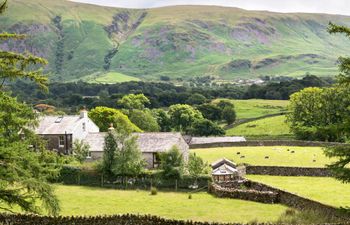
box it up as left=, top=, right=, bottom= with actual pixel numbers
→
left=59, top=135, right=65, bottom=147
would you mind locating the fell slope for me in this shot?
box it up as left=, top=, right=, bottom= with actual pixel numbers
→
left=1, top=0, right=350, bottom=81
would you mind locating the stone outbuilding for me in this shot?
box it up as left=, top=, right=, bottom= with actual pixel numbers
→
left=85, top=132, right=189, bottom=169
left=211, top=158, right=241, bottom=182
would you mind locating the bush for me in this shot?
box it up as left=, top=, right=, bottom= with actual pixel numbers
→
left=150, top=187, right=158, bottom=195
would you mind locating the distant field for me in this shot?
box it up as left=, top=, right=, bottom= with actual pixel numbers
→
left=54, top=185, right=287, bottom=223
left=83, top=72, right=140, bottom=83
left=193, top=146, right=332, bottom=167
left=247, top=176, right=350, bottom=208
left=226, top=115, right=293, bottom=139
left=213, top=99, right=289, bottom=119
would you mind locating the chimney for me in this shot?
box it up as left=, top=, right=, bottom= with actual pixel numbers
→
left=80, top=108, right=88, bottom=119
left=108, top=123, right=115, bottom=132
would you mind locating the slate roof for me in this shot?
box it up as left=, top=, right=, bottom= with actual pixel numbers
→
left=212, top=164, right=238, bottom=176
left=190, top=136, right=246, bottom=145
left=85, top=132, right=188, bottom=154
left=211, top=158, right=236, bottom=169
left=35, top=116, right=82, bottom=134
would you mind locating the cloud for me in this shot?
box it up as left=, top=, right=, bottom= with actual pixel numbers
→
left=70, top=0, right=350, bottom=16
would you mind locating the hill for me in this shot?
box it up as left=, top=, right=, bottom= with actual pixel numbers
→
left=2, top=0, right=350, bottom=82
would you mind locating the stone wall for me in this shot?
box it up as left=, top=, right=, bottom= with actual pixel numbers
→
left=209, top=183, right=278, bottom=204
left=246, top=166, right=332, bottom=177
left=190, top=140, right=344, bottom=149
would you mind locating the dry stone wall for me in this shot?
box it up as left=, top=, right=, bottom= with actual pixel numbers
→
left=245, top=166, right=332, bottom=177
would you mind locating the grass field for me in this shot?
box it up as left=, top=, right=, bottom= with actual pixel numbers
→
left=247, top=176, right=350, bottom=208
left=193, top=146, right=332, bottom=167
left=54, top=185, right=288, bottom=223
left=226, top=115, right=293, bottom=139
left=83, top=72, right=140, bottom=83
left=214, top=99, right=289, bottom=119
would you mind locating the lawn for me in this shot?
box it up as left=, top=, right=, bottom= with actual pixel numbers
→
left=226, top=115, right=293, bottom=139
left=247, top=175, right=350, bottom=208
left=54, top=185, right=288, bottom=223
left=193, top=146, right=332, bottom=167
left=213, top=99, right=289, bottom=119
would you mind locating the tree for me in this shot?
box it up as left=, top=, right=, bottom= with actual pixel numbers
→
left=0, top=0, right=60, bottom=215
left=217, top=100, right=234, bottom=110
left=197, top=103, right=222, bottom=121
left=168, top=104, right=203, bottom=133
left=328, top=22, right=350, bottom=85
left=117, top=93, right=150, bottom=110
left=129, top=109, right=160, bottom=132
left=188, top=119, right=225, bottom=136
left=72, top=139, right=90, bottom=163
left=89, top=106, right=141, bottom=133
left=101, top=130, right=118, bottom=178
left=222, top=106, right=236, bottom=125
left=324, top=23, right=350, bottom=183
left=152, top=108, right=172, bottom=132
left=185, top=93, right=207, bottom=105
left=159, top=146, right=184, bottom=179
left=187, top=153, right=207, bottom=181
left=112, top=133, right=145, bottom=180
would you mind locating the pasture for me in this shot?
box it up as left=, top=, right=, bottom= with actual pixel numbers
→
left=226, top=115, right=292, bottom=139
left=54, top=185, right=288, bottom=223
left=248, top=175, right=350, bottom=208
left=193, top=146, right=332, bottom=167
left=213, top=99, right=289, bottom=119
left=83, top=72, right=140, bottom=83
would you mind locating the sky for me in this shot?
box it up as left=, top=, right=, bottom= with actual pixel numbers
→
left=70, top=0, right=350, bottom=16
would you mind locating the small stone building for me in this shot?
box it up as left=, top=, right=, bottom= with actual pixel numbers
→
left=85, top=132, right=189, bottom=169
left=211, top=158, right=241, bottom=182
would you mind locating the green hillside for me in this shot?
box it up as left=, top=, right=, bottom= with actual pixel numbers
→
left=2, top=0, right=350, bottom=82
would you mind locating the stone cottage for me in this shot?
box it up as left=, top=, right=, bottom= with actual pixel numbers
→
left=85, top=132, right=189, bottom=169
left=34, top=110, right=99, bottom=154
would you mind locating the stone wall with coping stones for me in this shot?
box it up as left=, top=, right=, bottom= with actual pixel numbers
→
left=1, top=213, right=349, bottom=225
left=245, top=166, right=332, bottom=177
left=209, top=183, right=278, bottom=204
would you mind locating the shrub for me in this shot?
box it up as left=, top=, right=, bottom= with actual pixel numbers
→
left=150, top=187, right=158, bottom=195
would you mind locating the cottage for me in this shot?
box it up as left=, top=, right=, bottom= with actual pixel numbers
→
left=34, top=110, right=99, bottom=154
left=211, top=158, right=240, bottom=182
left=85, top=132, right=189, bottom=169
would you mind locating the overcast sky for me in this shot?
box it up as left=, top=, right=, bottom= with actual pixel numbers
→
left=70, top=0, right=350, bottom=16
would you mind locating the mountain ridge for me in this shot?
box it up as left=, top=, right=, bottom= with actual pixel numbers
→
left=1, top=0, right=350, bottom=82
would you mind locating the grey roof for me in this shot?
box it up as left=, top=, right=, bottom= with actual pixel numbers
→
left=86, top=132, right=188, bottom=154
left=35, top=116, right=81, bottom=134
left=212, top=164, right=238, bottom=176
left=190, top=136, right=246, bottom=145
left=84, top=132, right=106, bottom=152
left=211, top=158, right=236, bottom=169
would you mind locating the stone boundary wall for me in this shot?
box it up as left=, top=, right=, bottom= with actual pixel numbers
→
left=244, top=180, right=347, bottom=219
left=245, top=166, right=332, bottom=177
left=1, top=213, right=348, bottom=225
left=209, top=183, right=278, bottom=204
left=190, top=140, right=344, bottom=149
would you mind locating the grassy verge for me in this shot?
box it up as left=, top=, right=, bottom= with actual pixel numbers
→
left=54, top=185, right=288, bottom=223
left=192, top=146, right=332, bottom=167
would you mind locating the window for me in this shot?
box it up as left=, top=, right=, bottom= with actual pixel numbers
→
left=82, top=122, right=86, bottom=132
left=59, top=136, right=65, bottom=147
left=153, top=153, right=161, bottom=168
left=86, top=151, right=92, bottom=159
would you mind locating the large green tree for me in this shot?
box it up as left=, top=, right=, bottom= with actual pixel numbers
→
left=88, top=106, right=141, bottom=133
left=129, top=109, right=160, bottom=132
left=168, top=104, right=203, bottom=133
left=323, top=23, right=350, bottom=183
left=117, top=93, right=150, bottom=110
left=0, top=0, right=60, bottom=215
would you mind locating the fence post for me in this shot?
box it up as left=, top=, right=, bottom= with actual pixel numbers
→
left=175, top=179, right=178, bottom=191
left=101, top=174, right=104, bottom=187
left=77, top=173, right=81, bottom=186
